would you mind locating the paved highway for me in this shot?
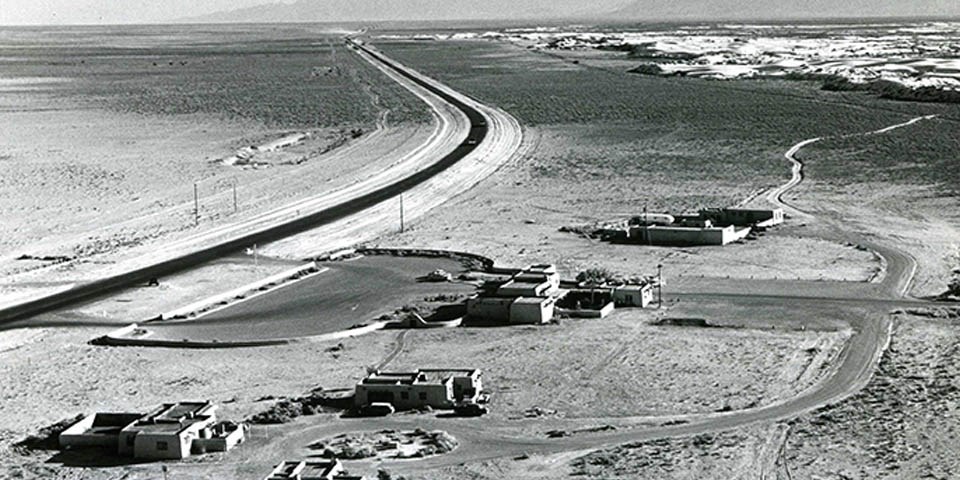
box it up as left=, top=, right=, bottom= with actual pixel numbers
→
left=0, top=38, right=523, bottom=325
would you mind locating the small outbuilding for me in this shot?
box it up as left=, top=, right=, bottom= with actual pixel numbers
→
left=467, top=295, right=556, bottom=324
left=611, top=284, right=654, bottom=307
left=265, top=458, right=365, bottom=480
left=354, top=369, right=483, bottom=410
left=509, top=296, right=556, bottom=324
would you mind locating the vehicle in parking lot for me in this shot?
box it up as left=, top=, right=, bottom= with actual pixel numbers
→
left=359, top=402, right=395, bottom=417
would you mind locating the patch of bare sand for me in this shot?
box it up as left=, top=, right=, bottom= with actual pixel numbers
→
left=782, top=312, right=960, bottom=479
left=374, top=126, right=878, bottom=282
left=403, top=424, right=787, bottom=480
left=388, top=309, right=847, bottom=420
left=567, top=424, right=787, bottom=480
left=794, top=180, right=960, bottom=298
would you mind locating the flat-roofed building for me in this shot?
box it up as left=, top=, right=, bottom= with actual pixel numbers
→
left=60, top=413, right=143, bottom=450
left=509, top=296, right=555, bottom=324
left=118, top=401, right=218, bottom=460
left=467, top=295, right=556, bottom=324
left=59, top=401, right=245, bottom=460
left=516, top=264, right=561, bottom=289
left=496, top=279, right=557, bottom=297
left=354, top=369, right=483, bottom=410
left=265, top=459, right=365, bottom=480
left=629, top=224, right=750, bottom=246
left=700, top=207, right=784, bottom=228
left=611, top=284, right=654, bottom=307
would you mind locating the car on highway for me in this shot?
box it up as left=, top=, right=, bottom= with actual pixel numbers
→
left=453, top=401, right=487, bottom=417
left=464, top=138, right=478, bottom=145
left=358, top=402, right=395, bottom=417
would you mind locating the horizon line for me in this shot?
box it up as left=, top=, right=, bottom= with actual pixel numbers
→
left=3, top=14, right=960, bottom=28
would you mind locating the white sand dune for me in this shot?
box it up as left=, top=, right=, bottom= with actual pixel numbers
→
left=464, top=21, right=960, bottom=92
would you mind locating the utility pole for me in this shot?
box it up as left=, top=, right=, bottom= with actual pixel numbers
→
left=193, top=182, right=199, bottom=225
left=657, top=263, right=663, bottom=308
left=399, top=194, right=405, bottom=233
left=232, top=177, right=238, bottom=214
left=644, top=202, right=651, bottom=246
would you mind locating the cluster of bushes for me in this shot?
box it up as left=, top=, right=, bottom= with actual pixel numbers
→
left=417, top=429, right=458, bottom=456
left=628, top=63, right=667, bottom=75
left=944, top=250, right=960, bottom=300
left=247, top=388, right=346, bottom=424
left=576, top=267, right=647, bottom=286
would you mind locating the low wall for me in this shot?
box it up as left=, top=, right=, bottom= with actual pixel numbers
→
left=94, top=321, right=390, bottom=349
left=356, top=247, right=496, bottom=272
left=557, top=302, right=615, bottom=319
left=389, top=315, right=463, bottom=329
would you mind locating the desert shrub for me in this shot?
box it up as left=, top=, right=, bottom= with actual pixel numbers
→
left=628, top=63, right=665, bottom=75
left=247, top=389, right=344, bottom=424
left=377, top=470, right=408, bottom=480
left=340, top=445, right=377, bottom=459
left=945, top=250, right=960, bottom=299
left=247, top=399, right=302, bottom=424
left=426, top=431, right=458, bottom=453
left=577, top=267, right=620, bottom=286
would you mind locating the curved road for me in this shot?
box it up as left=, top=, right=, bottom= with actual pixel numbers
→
left=0, top=39, right=523, bottom=325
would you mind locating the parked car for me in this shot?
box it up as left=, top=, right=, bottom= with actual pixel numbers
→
left=359, top=402, right=395, bottom=417
left=424, top=269, right=453, bottom=282
left=453, top=402, right=487, bottom=417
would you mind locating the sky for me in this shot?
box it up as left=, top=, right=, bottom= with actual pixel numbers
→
left=0, top=0, right=275, bottom=24
left=2, top=0, right=959, bottom=25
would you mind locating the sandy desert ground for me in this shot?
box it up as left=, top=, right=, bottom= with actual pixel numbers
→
left=2, top=22, right=960, bottom=480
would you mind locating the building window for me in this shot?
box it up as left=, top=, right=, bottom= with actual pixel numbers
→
left=419, top=392, right=427, bottom=401
left=157, top=441, right=168, bottom=451
left=401, top=391, right=409, bottom=400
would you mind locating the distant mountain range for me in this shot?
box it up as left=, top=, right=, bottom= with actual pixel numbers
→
left=176, top=0, right=960, bottom=24
left=175, top=0, right=631, bottom=24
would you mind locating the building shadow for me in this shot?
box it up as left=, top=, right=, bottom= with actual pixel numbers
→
left=45, top=447, right=154, bottom=468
